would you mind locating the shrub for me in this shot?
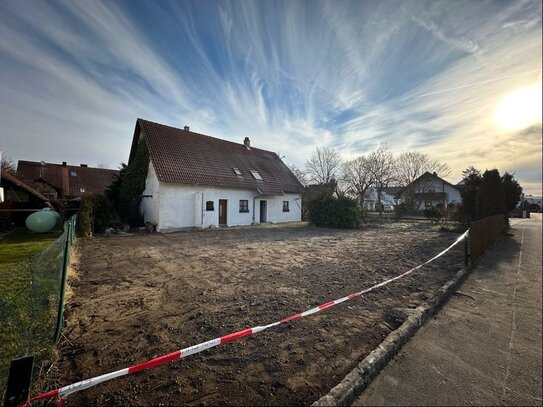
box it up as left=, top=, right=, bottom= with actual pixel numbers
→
left=308, top=196, right=361, bottom=229
left=423, top=206, right=441, bottom=222
left=78, top=193, right=111, bottom=236
left=394, top=202, right=407, bottom=220
left=119, top=139, right=149, bottom=227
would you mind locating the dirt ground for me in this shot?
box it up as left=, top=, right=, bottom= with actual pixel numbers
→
left=49, top=223, right=465, bottom=406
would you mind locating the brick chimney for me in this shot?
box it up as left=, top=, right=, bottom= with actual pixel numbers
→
left=244, top=137, right=251, bottom=150
left=184, top=125, right=190, bottom=131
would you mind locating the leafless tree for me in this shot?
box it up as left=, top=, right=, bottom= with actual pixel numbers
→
left=342, top=156, right=374, bottom=214
left=395, top=151, right=451, bottom=186
left=396, top=151, right=451, bottom=211
left=1, top=151, right=16, bottom=175
left=287, top=164, right=308, bottom=187
left=367, top=145, right=396, bottom=218
left=305, top=147, right=342, bottom=185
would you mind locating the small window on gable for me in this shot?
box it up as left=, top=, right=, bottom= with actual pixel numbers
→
left=206, top=201, right=214, bottom=211
left=233, top=168, right=242, bottom=176
left=283, top=201, right=289, bottom=212
left=70, top=171, right=77, bottom=177
left=239, top=200, right=249, bottom=213
left=250, top=170, right=262, bottom=180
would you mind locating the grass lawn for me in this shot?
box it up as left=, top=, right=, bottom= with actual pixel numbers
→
left=0, top=227, right=63, bottom=393
left=0, top=228, right=62, bottom=298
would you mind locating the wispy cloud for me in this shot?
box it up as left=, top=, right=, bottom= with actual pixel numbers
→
left=0, top=0, right=541, bottom=194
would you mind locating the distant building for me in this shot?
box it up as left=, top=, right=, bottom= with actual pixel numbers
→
left=17, top=161, right=119, bottom=200
left=400, top=171, right=462, bottom=211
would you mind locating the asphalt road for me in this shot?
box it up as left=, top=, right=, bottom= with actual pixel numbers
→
left=353, top=214, right=542, bottom=406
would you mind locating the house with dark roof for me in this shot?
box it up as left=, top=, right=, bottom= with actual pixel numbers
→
left=17, top=160, right=119, bottom=200
left=400, top=171, right=462, bottom=211
left=130, top=119, right=304, bottom=230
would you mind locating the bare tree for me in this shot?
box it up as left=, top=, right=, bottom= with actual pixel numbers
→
left=1, top=151, right=16, bottom=175
left=305, top=147, right=342, bottom=185
left=367, top=145, right=396, bottom=218
left=343, top=156, right=374, bottom=214
left=396, top=151, right=451, bottom=211
left=288, top=164, right=308, bottom=187
left=395, top=151, right=451, bottom=186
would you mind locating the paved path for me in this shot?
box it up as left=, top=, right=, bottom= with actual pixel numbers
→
left=354, top=214, right=542, bottom=406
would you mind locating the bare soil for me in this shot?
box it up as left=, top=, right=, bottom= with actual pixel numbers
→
left=49, top=223, right=464, bottom=406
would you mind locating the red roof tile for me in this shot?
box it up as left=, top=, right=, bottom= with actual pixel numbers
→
left=17, top=161, right=119, bottom=198
left=133, top=119, right=304, bottom=195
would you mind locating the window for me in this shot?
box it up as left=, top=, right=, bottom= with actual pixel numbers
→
left=283, top=201, right=289, bottom=212
left=80, top=187, right=86, bottom=193
left=70, top=171, right=77, bottom=177
left=250, top=170, right=262, bottom=180
left=233, top=167, right=242, bottom=176
left=239, top=200, right=249, bottom=213
left=206, top=201, right=214, bottom=211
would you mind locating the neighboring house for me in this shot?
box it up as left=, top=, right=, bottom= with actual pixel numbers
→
left=400, top=171, right=462, bottom=211
left=363, top=187, right=401, bottom=211
left=17, top=160, right=119, bottom=200
left=0, top=171, right=52, bottom=229
left=131, top=119, right=304, bottom=231
left=519, top=195, right=542, bottom=212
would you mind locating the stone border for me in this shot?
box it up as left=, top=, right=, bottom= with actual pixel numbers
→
left=312, top=265, right=470, bottom=406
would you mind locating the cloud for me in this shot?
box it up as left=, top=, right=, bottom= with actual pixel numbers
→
left=0, top=0, right=541, bottom=194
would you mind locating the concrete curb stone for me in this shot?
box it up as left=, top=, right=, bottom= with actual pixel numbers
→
left=312, top=265, right=470, bottom=406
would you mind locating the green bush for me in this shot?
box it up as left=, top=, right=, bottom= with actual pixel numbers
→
left=119, top=139, right=149, bottom=227
left=308, top=196, right=361, bottom=229
left=78, top=193, right=111, bottom=236
left=423, top=206, right=441, bottom=221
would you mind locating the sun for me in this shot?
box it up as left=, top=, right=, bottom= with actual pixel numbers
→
left=494, top=84, right=542, bottom=131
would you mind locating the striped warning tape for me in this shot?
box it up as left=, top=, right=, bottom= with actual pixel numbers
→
left=21, top=230, right=469, bottom=406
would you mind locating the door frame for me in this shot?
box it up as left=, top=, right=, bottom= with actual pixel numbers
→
left=218, top=199, right=227, bottom=226
left=259, top=200, right=267, bottom=223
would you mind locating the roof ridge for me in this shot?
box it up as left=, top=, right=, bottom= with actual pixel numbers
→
left=17, top=160, right=118, bottom=172
left=137, top=118, right=275, bottom=156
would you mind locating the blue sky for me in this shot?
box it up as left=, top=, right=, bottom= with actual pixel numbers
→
left=0, top=0, right=541, bottom=194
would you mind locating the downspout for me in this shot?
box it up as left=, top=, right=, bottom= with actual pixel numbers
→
left=201, top=193, right=204, bottom=227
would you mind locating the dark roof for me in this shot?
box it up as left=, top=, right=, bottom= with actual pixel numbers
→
left=131, top=119, right=304, bottom=195
left=17, top=161, right=119, bottom=198
left=406, top=171, right=460, bottom=191
left=1, top=171, right=52, bottom=206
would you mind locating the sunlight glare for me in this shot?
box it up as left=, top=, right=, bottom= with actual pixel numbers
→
left=494, top=84, right=542, bottom=131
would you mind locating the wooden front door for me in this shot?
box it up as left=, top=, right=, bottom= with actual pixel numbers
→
left=219, top=199, right=227, bottom=225
left=259, top=200, right=267, bottom=223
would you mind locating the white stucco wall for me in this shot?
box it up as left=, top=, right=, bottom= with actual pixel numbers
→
left=140, top=162, right=161, bottom=226
left=410, top=179, right=462, bottom=210
left=142, top=175, right=301, bottom=231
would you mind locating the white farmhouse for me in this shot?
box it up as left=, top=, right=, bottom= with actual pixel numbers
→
left=129, top=119, right=304, bottom=231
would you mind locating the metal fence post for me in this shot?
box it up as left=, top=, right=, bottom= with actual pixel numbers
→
left=464, top=229, right=470, bottom=267
left=53, top=218, right=72, bottom=342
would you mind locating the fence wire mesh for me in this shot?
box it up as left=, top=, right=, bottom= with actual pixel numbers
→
left=0, top=216, right=75, bottom=397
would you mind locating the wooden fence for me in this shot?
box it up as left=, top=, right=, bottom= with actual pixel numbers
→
left=469, top=214, right=506, bottom=263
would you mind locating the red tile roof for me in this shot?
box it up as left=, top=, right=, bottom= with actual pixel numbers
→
left=132, top=119, right=304, bottom=195
left=17, top=161, right=119, bottom=198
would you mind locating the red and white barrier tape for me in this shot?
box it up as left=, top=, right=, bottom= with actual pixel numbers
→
left=21, top=230, right=469, bottom=406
